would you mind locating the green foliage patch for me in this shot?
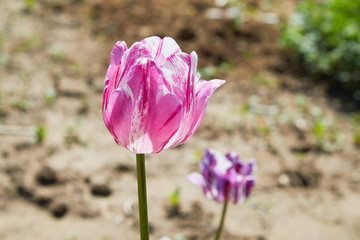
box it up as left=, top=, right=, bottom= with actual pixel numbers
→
left=281, top=0, right=360, bottom=97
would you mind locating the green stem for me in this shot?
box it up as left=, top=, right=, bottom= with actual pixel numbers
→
left=214, top=200, right=229, bottom=240
left=136, top=153, right=149, bottom=240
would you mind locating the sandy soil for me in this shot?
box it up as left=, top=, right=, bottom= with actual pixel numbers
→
left=0, top=0, right=359, bottom=239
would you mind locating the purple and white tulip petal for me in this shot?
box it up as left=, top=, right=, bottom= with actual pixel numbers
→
left=102, top=36, right=225, bottom=153
left=188, top=148, right=257, bottom=204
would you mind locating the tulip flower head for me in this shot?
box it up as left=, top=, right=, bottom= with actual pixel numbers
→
left=102, top=37, right=225, bottom=154
left=188, top=149, right=256, bottom=204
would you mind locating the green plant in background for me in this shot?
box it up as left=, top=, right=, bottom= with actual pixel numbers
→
left=198, top=66, right=217, bottom=79
left=294, top=94, right=308, bottom=114
left=255, top=116, right=271, bottom=137
left=236, top=94, right=348, bottom=153
left=351, top=112, right=360, bottom=147
left=311, top=114, right=345, bottom=152
left=11, top=97, right=30, bottom=111
left=44, top=87, right=57, bottom=105
left=313, top=119, right=326, bottom=147
left=252, top=71, right=280, bottom=88
left=64, top=123, right=87, bottom=148
left=23, top=0, right=36, bottom=13
left=218, top=61, right=235, bottom=72
left=224, top=0, right=244, bottom=30
left=35, top=124, right=47, bottom=143
left=48, top=48, right=82, bottom=76
left=0, top=31, right=8, bottom=68
left=173, top=234, right=187, bottom=240
left=11, top=35, right=43, bottom=53
left=168, top=187, right=181, bottom=207
left=193, top=149, right=204, bottom=162
left=198, top=61, right=235, bottom=82
left=0, top=91, right=3, bottom=114
left=281, top=0, right=360, bottom=98
left=354, top=129, right=360, bottom=147
left=167, top=187, right=182, bottom=218
left=241, top=95, right=259, bottom=114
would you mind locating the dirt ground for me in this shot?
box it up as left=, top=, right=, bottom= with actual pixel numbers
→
left=0, top=0, right=359, bottom=239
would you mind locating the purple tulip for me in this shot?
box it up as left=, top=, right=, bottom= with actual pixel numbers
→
left=102, top=37, right=225, bottom=154
left=188, top=149, right=256, bottom=204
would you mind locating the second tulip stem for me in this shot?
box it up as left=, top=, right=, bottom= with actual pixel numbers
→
left=136, top=153, right=149, bottom=240
left=214, top=200, right=228, bottom=240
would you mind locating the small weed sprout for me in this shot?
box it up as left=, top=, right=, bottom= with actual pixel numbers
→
left=241, top=95, right=259, bottom=114
left=49, top=49, right=67, bottom=62
left=168, top=187, right=181, bottom=207
left=312, top=115, right=344, bottom=152
left=67, top=61, right=82, bottom=76
left=252, top=71, right=279, bottom=88
left=313, top=119, right=326, bottom=147
left=44, top=87, right=56, bottom=105
left=35, top=124, right=47, bottom=143
left=49, top=49, right=82, bottom=76
left=193, top=149, right=203, bottom=162
left=255, top=117, right=271, bottom=137
left=78, top=94, right=89, bottom=114
left=64, top=124, right=87, bottom=148
left=295, top=94, right=307, bottom=114
left=11, top=97, right=30, bottom=111
left=166, top=187, right=182, bottom=218
left=11, top=35, right=43, bottom=53
left=173, top=233, right=188, bottom=240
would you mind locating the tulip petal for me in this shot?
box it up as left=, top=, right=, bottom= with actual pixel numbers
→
left=244, top=176, right=256, bottom=197
left=110, top=41, right=128, bottom=66
left=177, top=79, right=226, bottom=145
left=103, top=41, right=128, bottom=120
left=144, top=60, right=183, bottom=153
left=142, top=36, right=181, bottom=65
left=229, top=180, right=241, bottom=203
left=245, top=158, right=257, bottom=175
left=117, top=42, right=152, bottom=88
left=106, top=89, right=132, bottom=147
left=146, top=92, right=183, bottom=153
left=161, top=52, right=200, bottom=147
left=105, top=41, right=128, bottom=87
left=225, top=151, right=240, bottom=164
left=187, top=172, right=206, bottom=187
left=107, top=60, right=150, bottom=152
left=160, top=52, right=191, bottom=102
left=141, top=36, right=162, bottom=59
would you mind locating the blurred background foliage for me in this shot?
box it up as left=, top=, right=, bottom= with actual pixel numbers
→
left=281, top=0, right=360, bottom=100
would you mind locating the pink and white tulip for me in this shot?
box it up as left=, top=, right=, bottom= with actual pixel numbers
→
left=102, top=36, right=225, bottom=153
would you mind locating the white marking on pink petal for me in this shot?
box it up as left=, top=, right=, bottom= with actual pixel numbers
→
left=141, top=36, right=162, bottom=59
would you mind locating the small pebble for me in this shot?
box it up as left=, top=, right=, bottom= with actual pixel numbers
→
left=278, top=174, right=290, bottom=187
left=91, top=184, right=112, bottom=197
left=36, top=167, right=58, bottom=186
left=51, top=203, right=68, bottom=218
